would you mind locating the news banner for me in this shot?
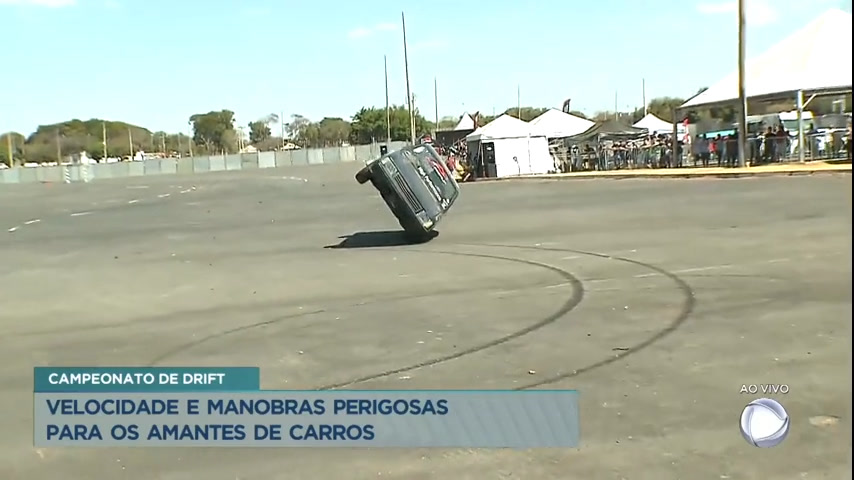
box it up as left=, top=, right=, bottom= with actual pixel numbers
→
left=34, top=367, right=581, bottom=448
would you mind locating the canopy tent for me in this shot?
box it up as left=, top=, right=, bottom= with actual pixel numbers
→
left=529, top=109, right=594, bottom=138
left=633, top=113, right=685, bottom=135
left=466, top=114, right=545, bottom=142
left=453, top=113, right=476, bottom=131
left=465, top=114, right=553, bottom=177
left=565, top=119, right=647, bottom=143
left=681, top=8, right=853, bottom=110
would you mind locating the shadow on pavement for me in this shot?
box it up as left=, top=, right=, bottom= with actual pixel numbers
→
left=324, top=230, right=439, bottom=249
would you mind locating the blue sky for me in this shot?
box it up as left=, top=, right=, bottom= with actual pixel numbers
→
left=1, top=0, right=851, bottom=134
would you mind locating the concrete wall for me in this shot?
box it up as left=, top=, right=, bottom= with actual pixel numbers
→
left=0, top=142, right=408, bottom=185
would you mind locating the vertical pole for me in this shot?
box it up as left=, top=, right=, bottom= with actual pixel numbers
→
left=434, top=77, right=439, bottom=136
left=187, top=122, right=193, bottom=157
left=517, top=84, right=521, bottom=119
left=642, top=79, right=647, bottom=116
left=736, top=0, right=748, bottom=168
left=280, top=111, right=285, bottom=149
left=56, top=129, right=62, bottom=163
left=614, top=91, right=618, bottom=120
left=102, top=121, right=108, bottom=160
left=385, top=55, right=391, bottom=145
left=796, top=90, right=805, bottom=163
left=411, top=93, right=417, bottom=142
left=5, top=132, right=12, bottom=167
left=128, top=128, right=134, bottom=160
left=402, top=11, right=415, bottom=145
left=672, top=108, right=679, bottom=167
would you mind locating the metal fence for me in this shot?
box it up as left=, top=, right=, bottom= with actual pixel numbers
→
left=0, top=142, right=409, bottom=185
left=557, top=133, right=851, bottom=172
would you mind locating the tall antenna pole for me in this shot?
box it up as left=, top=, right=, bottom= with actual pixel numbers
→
left=5, top=132, right=13, bottom=167
left=128, top=128, right=134, bottom=160
left=385, top=55, right=391, bottom=145
left=102, top=121, right=108, bottom=160
left=186, top=122, right=192, bottom=157
left=280, top=111, right=285, bottom=150
left=55, top=129, right=62, bottom=163
left=736, top=0, right=748, bottom=168
left=433, top=77, right=439, bottom=136
left=642, top=79, right=647, bottom=116
left=401, top=11, right=415, bottom=145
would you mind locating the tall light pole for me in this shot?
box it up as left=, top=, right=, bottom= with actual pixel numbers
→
left=401, top=11, right=415, bottom=144
left=433, top=77, right=439, bottom=136
left=736, top=0, right=748, bottom=167
left=128, top=128, right=134, bottom=160
left=385, top=55, right=391, bottom=145
left=5, top=133, right=13, bottom=167
left=102, top=121, right=108, bottom=160
left=642, top=78, right=647, bottom=116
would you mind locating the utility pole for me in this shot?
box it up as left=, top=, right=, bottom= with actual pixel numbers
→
left=55, top=129, right=62, bottom=163
left=280, top=111, right=285, bottom=150
left=384, top=55, right=391, bottom=145
left=128, top=128, right=134, bottom=160
left=401, top=11, right=415, bottom=145
left=736, top=0, right=748, bottom=168
left=642, top=79, right=647, bottom=115
left=187, top=121, right=194, bottom=157
left=433, top=77, right=439, bottom=136
left=517, top=84, right=521, bottom=119
left=5, top=133, right=12, bottom=167
left=161, top=133, right=166, bottom=155
left=614, top=91, right=618, bottom=120
left=102, top=121, right=108, bottom=160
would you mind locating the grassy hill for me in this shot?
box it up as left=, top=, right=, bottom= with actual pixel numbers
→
left=1, top=119, right=184, bottom=165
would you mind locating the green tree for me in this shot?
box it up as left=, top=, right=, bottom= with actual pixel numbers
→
left=248, top=121, right=271, bottom=144
left=315, top=117, right=351, bottom=146
left=190, top=110, right=236, bottom=153
left=348, top=106, right=431, bottom=144
left=285, top=114, right=311, bottom=141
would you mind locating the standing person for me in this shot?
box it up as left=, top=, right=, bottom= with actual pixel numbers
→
left=692, top=134, right=702, bottom=167
left=846, top=121, right=852, bottom=161
left=714, top=134, right=724, bottom=166
left=763, top=127, right=775, bottom=164
left=775, top=124, right=789, bottom=161
left=709, top=135, right=717, bottom=165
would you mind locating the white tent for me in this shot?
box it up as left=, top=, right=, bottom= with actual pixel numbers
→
left=453, top=113, right=476, bottom=131
left=529, top=109, right=594, bottom=138
left=633, top=113, right=685, bottom=135
left=466, top=114, right=553, bottom=177
left=681, top=8, right=853, bottom=109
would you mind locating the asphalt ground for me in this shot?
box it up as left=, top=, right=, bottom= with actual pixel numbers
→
left=0, top=166, right=850, bottom=480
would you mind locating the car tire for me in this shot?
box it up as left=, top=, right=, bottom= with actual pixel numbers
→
left=355, top=166, right=372, bottom=184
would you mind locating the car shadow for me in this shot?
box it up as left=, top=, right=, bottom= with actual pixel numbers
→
left=324, top=230, right=439, bottom=249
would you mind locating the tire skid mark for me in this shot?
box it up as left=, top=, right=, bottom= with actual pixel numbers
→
left=460, top=243, right=696, bottom=390
left=147, top=310, right=327, bottom=367
left=12, top=275, right=562, bottom=339
left=317, top=250, right=584, bottom=390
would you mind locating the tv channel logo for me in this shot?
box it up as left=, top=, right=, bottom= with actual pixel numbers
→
left=739, top=398, right=790, bottom=448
